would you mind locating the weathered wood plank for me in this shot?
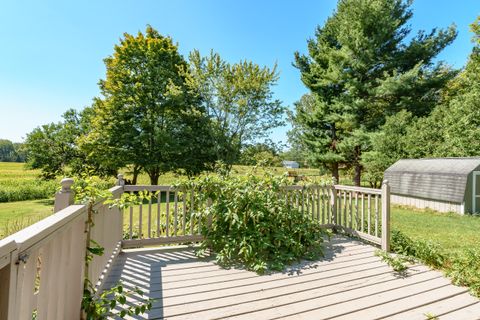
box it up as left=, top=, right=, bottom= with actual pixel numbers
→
left=105, top=236, right=477, bottom=320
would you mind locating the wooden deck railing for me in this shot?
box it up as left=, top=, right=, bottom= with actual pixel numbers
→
left=0, top=180, right=123, bottom=320
left=333, top=182, right=390, bottom=250
left=122, top=180, right=390, bottom=251
left=0, top=176, right=390, bottom=320
left=122, top=185, right=205, bottom=249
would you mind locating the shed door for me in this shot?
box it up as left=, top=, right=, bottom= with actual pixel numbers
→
left=473, top=171, right=480, bottom=213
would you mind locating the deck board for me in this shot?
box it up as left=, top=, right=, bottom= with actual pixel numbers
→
left=104, top=236, right=479, bottom=320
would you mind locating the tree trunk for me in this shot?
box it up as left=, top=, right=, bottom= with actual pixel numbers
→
left=132, top=166, right=141, bottom=185
left=354, top=146, right=362, bottom=187
left=354, top=164, right=362, bottom=187
left=331, top=162, right=339, bottom=183
left=149, top=173, right=159, bottom=185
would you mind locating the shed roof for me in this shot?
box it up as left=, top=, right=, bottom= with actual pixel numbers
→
left=384, top=158, right=480, bottom=203
left=282, top=160, right=299, bottom=165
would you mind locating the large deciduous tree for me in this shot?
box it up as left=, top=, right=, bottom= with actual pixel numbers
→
left=184, top=50, right=285, bottom=169
left=83, top=26, right=216, bottom=184
left=293, top=0, right=457, bottom=185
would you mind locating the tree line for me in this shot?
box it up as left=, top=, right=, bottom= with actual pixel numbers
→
left=24, top=26, right=286, bottom=182
left=290, top=0, right=480, bottom=187
left=24, top=0, right=480, bottom=186
left=0, top=140, right=25, bottom=162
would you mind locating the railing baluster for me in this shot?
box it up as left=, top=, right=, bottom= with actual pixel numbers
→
left=360, top=193, right=365, bottom=232
left=139, top=200, right=143, bottom=239
left=311, top=187, right=315, bottom=219
left=156, top=192, right=161, bottom=237
left=367, top=194, right=372, bottom=234
left=197, top=193, right=202, bottom=235
left=183, top=190, right=187, bottom=236
left=349, top=191, right=353, bottom=229
left=326, top=187, right=330, bottom=224
left=129, top=200, right=133, bottom=239
left=190, top=190, right=194, bottom=235
left=338, top=190, right=341, bottom=226
left=166, top=190, right=170, bottom=237
left=375, top=194, right=379, bottom=238
left=343, top=191, right=347, bottom=228
left=295, top=190, right=298, bottom=212
left=301, top=188, right=305, bottom=215
left=355, top=192, right=358, bottom=230
left=317, top=187, right=321, bottom=221
left=148, top=196, right=152, bottom=238
left=174, top=191, right=178, bottom=236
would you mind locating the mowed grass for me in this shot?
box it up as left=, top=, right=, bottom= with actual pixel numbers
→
left=391, top=205, right=480, bottom=254
left=0, top=199, right=54, bottom=238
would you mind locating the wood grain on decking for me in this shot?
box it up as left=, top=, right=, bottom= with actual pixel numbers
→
left=104, top=236, right=480, bottom=320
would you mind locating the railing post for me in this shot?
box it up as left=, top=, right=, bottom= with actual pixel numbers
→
left=54, top=178, right=75, bottom=213
left=116, top=173, right=125, bottom=187
left=381, top=180, right=391, bottom=252
left=330, top=177, right=337, bottom=226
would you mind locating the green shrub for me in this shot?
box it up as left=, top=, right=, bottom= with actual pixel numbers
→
left=448, top=248, right=480, bottom=296
left=374, top=250, right=409, bottom=272
left=391, top=230, right=480, bottom=297
left=391, top=230, right=445, bottom=269
left=178, top=171, right=327, bottom=273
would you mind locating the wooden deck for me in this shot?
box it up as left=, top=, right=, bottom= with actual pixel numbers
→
left=104, top=236, right=480, bottom=320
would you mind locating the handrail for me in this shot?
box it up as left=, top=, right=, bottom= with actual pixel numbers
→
left=334, top=184, right=382, bottom=195
left=92, top=185, right=124, bottom=210
left=0, top=182, right=124, bottom=320
left=0, top=239, right=16, bottom=269
left=124, top=185, right=176, bottom=192
left=282, top=184, right=328, bottom=190
left=4, top=205, right=86, bottom=255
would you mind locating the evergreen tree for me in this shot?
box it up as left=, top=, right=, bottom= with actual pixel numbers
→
left=361, top=110, right=413, bottom=187
left=293, top=0, right=457, bottom=185
left=289, top=93, right=345, bottom=179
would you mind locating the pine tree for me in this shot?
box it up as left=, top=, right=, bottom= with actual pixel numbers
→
left=293, top=0, right=457, bottom=185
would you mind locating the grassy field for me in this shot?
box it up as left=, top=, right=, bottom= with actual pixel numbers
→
left=0, top=162, right=58, bottom=202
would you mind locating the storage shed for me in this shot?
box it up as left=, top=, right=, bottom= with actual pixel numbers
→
left=282, top=160, right=300, bottom=169
left=384, top=158, right=480, bottom=214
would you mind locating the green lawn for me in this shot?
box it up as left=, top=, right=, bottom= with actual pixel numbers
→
left=0, top=199, right=54, bottom=238
left=391, top=205, right=480, bottom=254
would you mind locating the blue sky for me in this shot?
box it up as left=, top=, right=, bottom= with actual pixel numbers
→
left=0, top=0, right=478, bottom=144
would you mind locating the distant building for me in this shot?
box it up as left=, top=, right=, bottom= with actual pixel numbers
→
left=282, top=160, right=300, bottom=169
left=384, top=158, right=480, bottom=214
